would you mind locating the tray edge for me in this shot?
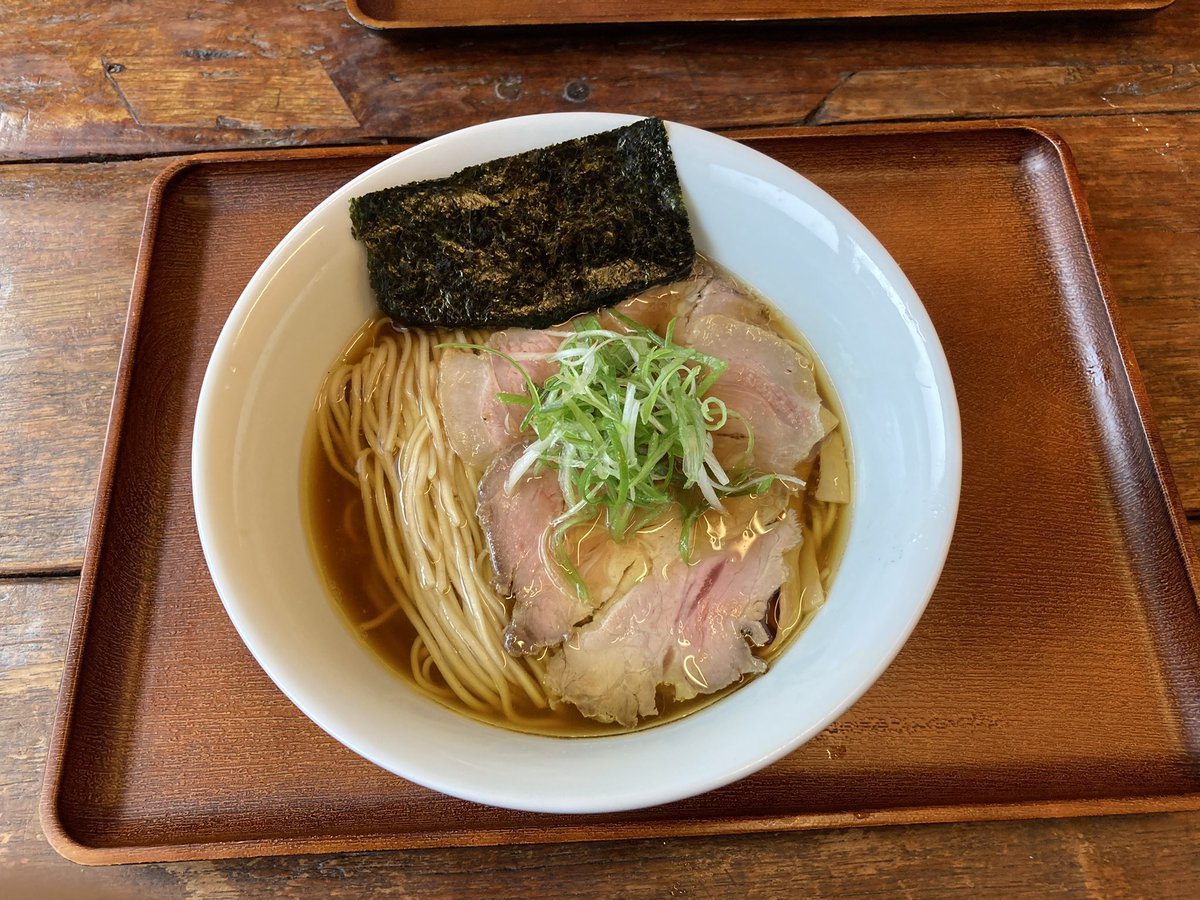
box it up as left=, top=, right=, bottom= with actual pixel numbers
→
left=1026, top=124, right=1200, bottom=604
left=44, top=793, right=1200, bottom=866
left=344, top=0, right=1176, bottom=30
left=37, top=155, right=187, bottom=867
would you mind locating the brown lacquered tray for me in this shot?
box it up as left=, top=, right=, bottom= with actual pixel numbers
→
left=42, top=125, right=1200, bottom=865
left=346, top=0, right=1174, bottom=28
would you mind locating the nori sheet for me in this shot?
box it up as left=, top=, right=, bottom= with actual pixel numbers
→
left=349, top=117, right=696, bottom=329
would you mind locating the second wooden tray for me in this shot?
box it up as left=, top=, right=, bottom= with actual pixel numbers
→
left=42, top=125, right=1200, bottom=864
left=347, top=0, right=1175, bottom=29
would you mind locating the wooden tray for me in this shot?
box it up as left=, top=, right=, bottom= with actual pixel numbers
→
left=346, top=0, right=1175, bottom=29
left=42, top=125, right=1200, bottom=865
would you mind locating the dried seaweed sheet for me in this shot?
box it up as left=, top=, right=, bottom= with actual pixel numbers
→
left=349, top=118, right=695, bottom=329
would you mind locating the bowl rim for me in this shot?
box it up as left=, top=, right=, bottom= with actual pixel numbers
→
left=192, top=112, right=963, bottom=813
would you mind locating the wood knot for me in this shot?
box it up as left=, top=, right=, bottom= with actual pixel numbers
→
left=494, top=76, right=523, bottom=101
left=563, top=79, right=590, bottom=103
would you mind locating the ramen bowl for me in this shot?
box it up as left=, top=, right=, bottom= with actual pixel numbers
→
left=192, top=112, right=961, bottom=813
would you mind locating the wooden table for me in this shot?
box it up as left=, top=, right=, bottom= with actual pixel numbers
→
left=3, top=1, right=1198, bottom=893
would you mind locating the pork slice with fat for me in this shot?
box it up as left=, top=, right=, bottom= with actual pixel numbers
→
left=478, top=444, right=592, bottom=655
left=545, top=489, right=801, bottom=727
left=486, top=328, right=563, bottom=397
left=684, top=313, right=826, bottom=474
left=679, top=277, right=770, bottom=335
left=437, top=349, right=520, bottom=470
left=438, top=328, right=564, bottom=470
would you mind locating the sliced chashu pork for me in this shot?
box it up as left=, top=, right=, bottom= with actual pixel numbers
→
left=478, top=444, right=592, bottom=655
left=478, top=443, right=674, bottom=654
left=684, top=313, right=825, bottom=474
left=609, top=262, right=712, bottom=334
left=438, top=329, right=563, bottom=470
left=679, top=277, right=770, bottom=334
left=437, top=349, right=517, bottom=470
left=568, top=514, right=680, bottom=614
left=545, top=487, right=801, bottom=728
left=486, top=327, right=562, bottom=396
left=612, top=274, right=823, bottom=476
left=613, top=263, right=771, bottom=337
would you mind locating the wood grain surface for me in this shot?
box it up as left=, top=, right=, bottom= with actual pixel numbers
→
left=3, top=0, right=1200, bottom=893
left=109, top=55, right=359, bottom=130
left=0, top=160, right=163, bottom=573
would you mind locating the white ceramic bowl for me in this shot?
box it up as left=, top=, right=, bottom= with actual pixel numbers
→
left=193, top=113, right=961, bottom=813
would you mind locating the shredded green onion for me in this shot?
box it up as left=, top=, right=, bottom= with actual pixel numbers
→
left=527, top=315, right=728, bottom=528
